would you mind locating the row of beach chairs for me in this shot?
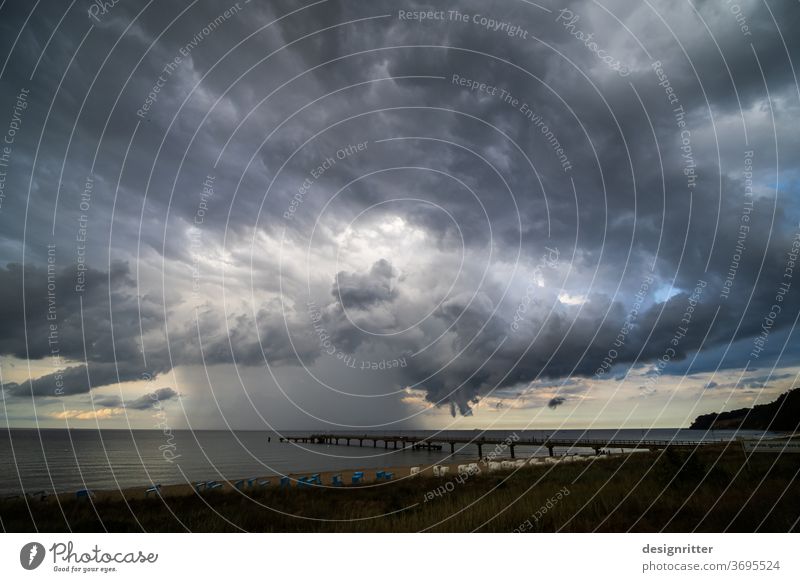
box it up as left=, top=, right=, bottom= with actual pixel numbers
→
left=194, top=477, right=271, bottom=493
left=71, top=457, right=605, bottom=500
left=72, top=470, right=401, bottom=497
left=410, top=455, right=604, bottom=478
left=277, top=470, right=394, bottom=488
left=188, top=457, right=596, bottom=494
left=409, top=463, right=479, bottom=477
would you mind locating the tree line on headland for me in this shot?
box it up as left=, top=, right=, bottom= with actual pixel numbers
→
left=690, top=388, right=800, bottom=432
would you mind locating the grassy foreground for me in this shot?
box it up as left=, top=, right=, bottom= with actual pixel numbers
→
left=2, top=449, right=798, bottom=532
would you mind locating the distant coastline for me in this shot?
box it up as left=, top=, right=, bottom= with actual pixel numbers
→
left=690, top=388, right=800, bottom=432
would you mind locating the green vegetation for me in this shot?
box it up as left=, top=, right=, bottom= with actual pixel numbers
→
left=690, top=388, right=800, bottom=431
left=2, top=449, right=798, bottom=532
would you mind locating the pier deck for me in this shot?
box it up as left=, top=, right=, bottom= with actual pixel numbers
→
left=278, top=433, right=723, bottom=457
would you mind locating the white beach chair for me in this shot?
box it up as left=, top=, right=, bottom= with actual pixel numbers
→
left=439, top=466, right=450, bottom=476
left=501, top=460, right=514, bottom=470
left=514, top=459, right=525, bottom=467
left=468, top=463, right=480, bottom=474
left=410, top=466, right=421, bottom=476
left=432, top=465, right=442, bottom=477
left=488, top=461, right=501, bottom=472
left=457, top=464, right=468, bottom=475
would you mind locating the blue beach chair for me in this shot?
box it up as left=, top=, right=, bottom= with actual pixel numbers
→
left=280, top=476, right=291, bottom=489
left=234, top=479, right=245, bottom=490
left=376, top=471, right=385, bottom=480
left=331, top=475, right=343, bottom=486
left=145, top=484, right=162, bottom=497
left=351, top=471, right=365, bottom=484
left=258, top=479, right=271, bottom=487
left=384, top=472, right=394, bottom=480
left=309, top=474, right=322, bottom=485
left=206, top=481, right=223, bottom=490
left=75, top=489, right=94, bottom=500
left=296, top=477, right=310, bottom=489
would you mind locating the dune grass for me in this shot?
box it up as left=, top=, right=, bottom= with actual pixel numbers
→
left=2, top=449, right=798, bottom=532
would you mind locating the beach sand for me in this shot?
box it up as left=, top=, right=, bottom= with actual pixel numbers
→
left=39, top=454, right=610, bottom=504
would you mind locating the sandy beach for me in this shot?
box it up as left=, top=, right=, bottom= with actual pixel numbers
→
left=37, top=454, right=607, bottom=503
left=51, top=458, right=490, bottom=502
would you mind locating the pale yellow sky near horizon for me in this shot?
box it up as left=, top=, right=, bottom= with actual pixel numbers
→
left=2, top=355, right=795, bottom=431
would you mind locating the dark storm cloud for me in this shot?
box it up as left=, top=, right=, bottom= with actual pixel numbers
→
left=125, top=386, right=179, bottom=410
left=93, top=394, right=123, bottom=407
left=0, top=260, right=322, bottom=398
left=5, top=362, right=147, bottom=398
left=0, top=261, right=159, bottom=360
left=0, top=0, right=798, bottom=421
left=334, top=258, right=398, bottom=309
left=66, top=387, right=177, bottom=410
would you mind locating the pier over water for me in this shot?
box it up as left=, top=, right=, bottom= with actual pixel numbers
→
left=279, top=433, right=725, bottom=458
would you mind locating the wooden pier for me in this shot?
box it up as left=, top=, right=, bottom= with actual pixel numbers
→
left=278, top=433, right=723, bottom=458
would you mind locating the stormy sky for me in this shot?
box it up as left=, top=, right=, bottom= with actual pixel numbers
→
left=0, top=0, right=798, bottom=430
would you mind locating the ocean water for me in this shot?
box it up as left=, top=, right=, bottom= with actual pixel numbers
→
left=0, top=428, right=771, bottom=495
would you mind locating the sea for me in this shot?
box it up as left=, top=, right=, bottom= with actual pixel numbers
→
left=0, top=428, right=773, bottom=495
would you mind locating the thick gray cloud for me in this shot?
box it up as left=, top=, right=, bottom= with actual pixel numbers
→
left=334, top=259, right=398, bottom=310
left=81, top=386, right=178, bottom=409
left=0, top=0, right=798, bottom=424
left=125, top=386, right=179, bottom=410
